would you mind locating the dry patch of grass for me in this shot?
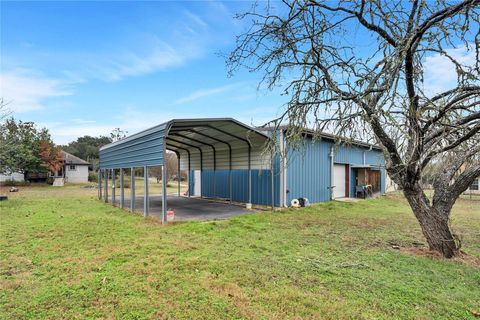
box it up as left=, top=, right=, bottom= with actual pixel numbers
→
left=400, top=247, right=480, bottom=268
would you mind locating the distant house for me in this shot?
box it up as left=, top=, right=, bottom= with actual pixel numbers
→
left=0, top=172, right=25, bottom=183
left=0, top=151, right=90, bottom=184
left=385, top=174, right=398, bottom=193
left=51, top=151, right=90, bottom=183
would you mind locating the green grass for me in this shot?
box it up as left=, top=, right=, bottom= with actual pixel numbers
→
left=1, top=186, right=479, bottom=319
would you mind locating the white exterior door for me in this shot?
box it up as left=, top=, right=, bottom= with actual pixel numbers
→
left=193, top=170, right=201, bottom=196
left=333, top=164, right=346, bottom=199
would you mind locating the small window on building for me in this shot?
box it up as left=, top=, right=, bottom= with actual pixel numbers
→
left=69, top=165, right=76, bottom=171
left=470, top=179, right=479, bottom=191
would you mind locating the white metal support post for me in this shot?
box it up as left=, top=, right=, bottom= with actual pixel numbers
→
left=247, top=145, right=252, bottom=209
left=111, top=169, right=116, bottom=204
left=120, top=168, right=124, bottom=209
left=177, top=154, right=181, bottom=197
left=144, top=166, right=149, bottom=217
left=104, top=169, right=109, bottom=203
left=130, top=168, right=135, bottom=212
left=98, top=170, right=102, bottom=200
left=162, top=165, right=167, bottom=224
left=271, top=154, right=275, bottom=211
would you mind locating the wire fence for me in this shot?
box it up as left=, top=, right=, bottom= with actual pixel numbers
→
left=421, top=188, right=480, bottom=202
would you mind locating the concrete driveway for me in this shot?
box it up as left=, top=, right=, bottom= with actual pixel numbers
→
left=118, top=195, right=252, bottom=221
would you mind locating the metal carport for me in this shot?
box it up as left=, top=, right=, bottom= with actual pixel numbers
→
left=98, top=118, right=272, bottom=223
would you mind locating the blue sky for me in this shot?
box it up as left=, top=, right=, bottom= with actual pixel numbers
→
left=1, top=1, right=289, bottom=144
left=1, top=1, right=473, bottom=144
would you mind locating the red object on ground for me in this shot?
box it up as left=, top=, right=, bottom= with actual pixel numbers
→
left=167, top=210, right=174, bottom=223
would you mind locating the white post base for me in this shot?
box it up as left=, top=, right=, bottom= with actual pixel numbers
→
left=246, top=203, right=252, bottom=209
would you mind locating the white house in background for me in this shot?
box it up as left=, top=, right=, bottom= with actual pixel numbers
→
left=0, top=172, right=25, bottom=182
left=51, top=151, right=90, bottom=183
left=385, top=174, right=398, bottom=193
left=0, top=151, right=90, bottom=184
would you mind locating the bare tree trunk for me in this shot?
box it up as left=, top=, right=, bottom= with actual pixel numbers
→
left=403, top=186, right=459, bottom=258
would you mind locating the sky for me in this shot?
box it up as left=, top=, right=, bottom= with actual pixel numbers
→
left=0, top=1, right=474, bottom=145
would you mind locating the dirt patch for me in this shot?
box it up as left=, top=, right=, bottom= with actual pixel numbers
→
left=400, top=247, right=480, bottom=268
left=201, top=274, right=260, bottom=319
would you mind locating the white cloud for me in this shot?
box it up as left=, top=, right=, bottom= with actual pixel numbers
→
left=46, top=100, right=280, bottom=145
left=174, top=84, right=240, bottom=105
left=47, top=108, right=176, bottom=144
left=51, top=125, right=116, bottom=145
left=423, top=45, right=477, bottom=96
left=184, top=10, right=208, bottom=28
left=0, top=70, right=72, bottom=113
left=91, top=39, right=198, bottom=82
left=71, top=118, right=97, bottom=125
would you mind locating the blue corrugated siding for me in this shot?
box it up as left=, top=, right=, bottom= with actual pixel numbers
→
left=188, top=137, right=385, bottom=207
left=334, top=144, right=384, bottom=166
left=188, top=170, right=194, bottom=196
left=366, top=151, right=385, bottom=165
left=334, top=144, right=364, bottom=164
left=188, top=155, right=281, bottom=206
left=286, top=137, right=386, bottom=205
left=201, top=170, right=231, bottom=199
left=286, top=137, right=333, bottom=204
left=99, top=126, right=166, bottom=169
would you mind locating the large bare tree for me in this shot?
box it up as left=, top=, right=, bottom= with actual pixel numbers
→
left=228, top=0, right=480, bottom=258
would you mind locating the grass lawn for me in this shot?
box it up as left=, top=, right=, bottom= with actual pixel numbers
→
left=0, top=185, right=479, bottom=319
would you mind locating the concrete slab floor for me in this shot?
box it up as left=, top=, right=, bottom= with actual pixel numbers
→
left=111, top=195, right=253, bottom=221
left=334, top=197, right=361, bottom=202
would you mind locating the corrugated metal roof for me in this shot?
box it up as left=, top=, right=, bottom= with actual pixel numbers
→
left=100, top=118, right=269, bottom=151
left=99, top=118, right=272, bottom=170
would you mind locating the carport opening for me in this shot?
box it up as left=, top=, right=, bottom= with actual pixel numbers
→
left=99, top=118, right=274, bottom=222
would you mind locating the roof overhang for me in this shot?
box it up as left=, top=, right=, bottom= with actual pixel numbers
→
left=351, top=164, right=383, bottom=169
left=99, top=118, right=272, bottom=170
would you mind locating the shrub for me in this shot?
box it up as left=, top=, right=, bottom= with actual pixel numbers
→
left=88, top=172, right=98, bottom=182
left=45, top=177, right=54, bottom=185
left=114, top=180, right=131, bottom=189
left=1, top=179, right=31, bottom=186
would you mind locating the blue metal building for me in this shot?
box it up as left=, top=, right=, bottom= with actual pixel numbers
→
left=98, top=118, right=385, bottom=222
left=278, top=131, right=385, bottom=207
left=195, top=127, right=385, bottom=207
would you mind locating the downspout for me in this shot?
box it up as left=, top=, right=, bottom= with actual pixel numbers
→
left=329, top=146, right=334, bottom=200
left=280, top=129, right=288, bottom=208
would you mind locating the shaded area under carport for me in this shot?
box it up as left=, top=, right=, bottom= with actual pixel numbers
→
left=99, top=118, right=273, bottom=223
left=115, top=195, right=253, bottom=221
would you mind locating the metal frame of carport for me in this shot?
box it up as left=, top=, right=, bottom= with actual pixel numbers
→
left=98, top=118, right=272, bottom=224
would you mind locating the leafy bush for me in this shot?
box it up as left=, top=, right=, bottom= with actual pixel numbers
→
left=114, top=180, right=130, bottom=189
left=2, top=179, right=30, bottom=186
left=88, top=172, right=98, bottom=182
left=45, top=177, right=54, bottom=185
